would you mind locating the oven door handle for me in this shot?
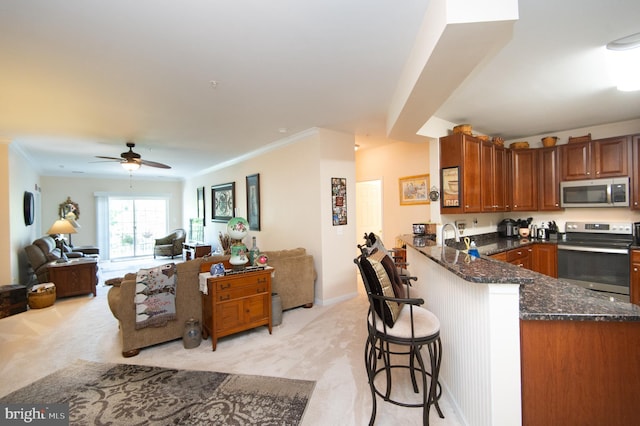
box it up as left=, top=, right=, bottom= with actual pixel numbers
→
left=557, top=245, right=629, bottom=254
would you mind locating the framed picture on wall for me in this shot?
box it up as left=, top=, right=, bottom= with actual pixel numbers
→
left=197, top=186, right=206, bottom=226
left=398, top=174, right=430, bottom=205
left=211, top=182, right=235, bottom=222
left=246, top=173, right=260, bottom=230
left=441, top=167, right=460, bottom=208
left=332, top=177, right=347, bottom=226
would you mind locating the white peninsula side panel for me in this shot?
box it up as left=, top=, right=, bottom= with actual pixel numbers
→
left=407, top=246, right=522, bottom=426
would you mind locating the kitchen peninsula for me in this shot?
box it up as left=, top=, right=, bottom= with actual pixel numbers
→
left=398, top=234, right=640, bottom=426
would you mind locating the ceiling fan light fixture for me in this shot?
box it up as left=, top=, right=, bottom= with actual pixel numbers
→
left=121, top=161, right=141, bottom=171
left=606, top=32, right=640, bottom=91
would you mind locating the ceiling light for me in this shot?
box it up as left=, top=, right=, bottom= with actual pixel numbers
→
left=606, top=32, right=640, bottom=91
left=121, top=161, right=140, bottom=171
left=354, top=144, right=360, bottom=151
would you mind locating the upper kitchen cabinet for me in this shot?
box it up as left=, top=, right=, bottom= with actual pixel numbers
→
left=631, top=134, right=640, bottom=210
left=538, top=146, right=562, bottom=211
left=440, top=133, right=482, bottom=214
left=560, top=136, right=630, bottom=181
left=511, top=148, right=538, bottom=211
left=481, top=141, right=509, bottom=212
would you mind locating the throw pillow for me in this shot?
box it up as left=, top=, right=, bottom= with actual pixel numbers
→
left=376, top=250, right=406, bottom=299
left=360, top=251, right=403, bottom=328
left=134, top=263, right=177, bottom=329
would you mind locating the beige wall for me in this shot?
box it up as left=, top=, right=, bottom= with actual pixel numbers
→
left=184, top=128, right=358, bottom=306
left=7, top=142, right=41, bottom=284
left=39, top=177, right=184, bottom=247
left=355, top=139, right=430, bottom=248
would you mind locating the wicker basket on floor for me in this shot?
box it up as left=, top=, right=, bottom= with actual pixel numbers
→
left=28, top=287, right=56, bottom=309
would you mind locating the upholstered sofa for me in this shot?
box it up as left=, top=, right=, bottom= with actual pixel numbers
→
left=107, top=256, right=211, bottom=357
left=24, top=235, right=97, bottom=283
left=261, top=248, right=316, bottom=310
left=107, top=248, right=315, bottom=357
left=199, top=248, right=316, bottom=310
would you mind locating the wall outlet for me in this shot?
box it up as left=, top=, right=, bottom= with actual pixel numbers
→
left=455, top=220, right=466, bottom=235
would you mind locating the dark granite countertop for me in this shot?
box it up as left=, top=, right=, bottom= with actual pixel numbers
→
left=398, top=234, right=640, bottom=322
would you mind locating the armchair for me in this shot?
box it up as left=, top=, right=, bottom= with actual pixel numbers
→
left=153, top=229, right=186, bottom=259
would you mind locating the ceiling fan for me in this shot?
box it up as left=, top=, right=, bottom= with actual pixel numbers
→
left=95, top=142, right=171, bottom=171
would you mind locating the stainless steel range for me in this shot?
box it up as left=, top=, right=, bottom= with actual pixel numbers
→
left=557, top=221, right=633, bottom=297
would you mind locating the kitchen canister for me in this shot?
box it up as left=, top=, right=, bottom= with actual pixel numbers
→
left=183, top=318, right=202, bottom=349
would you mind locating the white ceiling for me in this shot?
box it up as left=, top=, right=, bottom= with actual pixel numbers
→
left=2, top=0, right=640, bottom=180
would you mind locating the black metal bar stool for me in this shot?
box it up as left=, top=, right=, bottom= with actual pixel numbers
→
left=355, top=250, right=444, bottom=425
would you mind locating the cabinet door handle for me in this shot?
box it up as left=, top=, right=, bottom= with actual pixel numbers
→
left=220, top=283, right=231, bottom=290
left=219, top=295, right=230, bottom=301
left=635, top=267, right=638, bottom=272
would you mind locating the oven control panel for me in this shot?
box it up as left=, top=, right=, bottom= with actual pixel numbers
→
left=565, top=221, right=632, bottom=234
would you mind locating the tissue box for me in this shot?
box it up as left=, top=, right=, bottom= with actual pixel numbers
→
left=0, top=284, right=28, bottom=318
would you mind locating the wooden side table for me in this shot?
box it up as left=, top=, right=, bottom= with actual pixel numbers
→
left=183, top=243, right=212, bottom=260
left=201, top=267, right=273, bottom=350
left=47, top=258, right=98, bottom=298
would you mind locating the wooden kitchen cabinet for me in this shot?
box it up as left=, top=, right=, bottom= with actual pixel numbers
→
left=521, top=319, right=640, bottom=426
left=538, top=146, right=562, bottom=211
left=506, top=246, right=532, bottom=269
left=481, top=141, right=508, bottom=212
left=491, top=244, right=556, bottom=277
left=511, top=148, right=538, bottom=211
left=630, top=250, right=640, bottom=305
left=202, top=268, right=272, bottom=350
left=560, top=136, right=630, bottom=181
left=531, top=243, right=558, bottom=278
left=440, top=133, right=482, bottom=213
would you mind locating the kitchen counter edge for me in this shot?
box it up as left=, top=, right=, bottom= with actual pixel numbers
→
left=398, top=234, right=640, bottom=322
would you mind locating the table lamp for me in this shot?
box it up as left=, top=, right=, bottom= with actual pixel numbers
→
left=46, top=219, right=77, bottom=262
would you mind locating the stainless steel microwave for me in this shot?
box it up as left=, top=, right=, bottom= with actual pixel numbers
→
left=560, top=177, right=629, bottom=208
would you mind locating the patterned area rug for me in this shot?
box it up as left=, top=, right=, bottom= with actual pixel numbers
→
left=0, top=360, right=315, bottom=425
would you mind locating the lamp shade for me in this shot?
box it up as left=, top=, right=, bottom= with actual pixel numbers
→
left=47, top=219, right=77, bottom=235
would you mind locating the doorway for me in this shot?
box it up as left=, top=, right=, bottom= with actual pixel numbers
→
left=108, top=198, right=168, bottom=259
left=356, top=179, right=383, bottom=245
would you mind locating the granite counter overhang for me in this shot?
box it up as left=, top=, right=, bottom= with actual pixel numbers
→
left=398, top=234, right=640, bottom=322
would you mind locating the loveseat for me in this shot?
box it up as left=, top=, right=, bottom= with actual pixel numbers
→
left=24, top=235, right=97, bottom=283
left=199, top=248, right=315, bottom=310
left=107, top=256, right=209, bottom=357
left=262, top=248, right=316, bottom=310
left=107, top=248, right=315, bottom=357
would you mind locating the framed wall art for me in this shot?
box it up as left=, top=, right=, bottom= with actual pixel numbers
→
left=246, top=173, right=260, bottom=231
left=211, top=182, right=235, bottom=222
left=197, top=186, right=206, bottom=226
left=331, top=177, right=347, bottom=226
left=441, top=167, right=460, bottom=208
left=399, top=174, right=430, bottom=205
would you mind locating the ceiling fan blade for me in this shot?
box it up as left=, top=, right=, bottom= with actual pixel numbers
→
left=95, top=156, right=122, bottom=161
left=140, top=159, right=172, bottom=169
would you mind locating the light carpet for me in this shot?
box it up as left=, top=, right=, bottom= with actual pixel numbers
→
left=0, top=359, right=315, bottom=425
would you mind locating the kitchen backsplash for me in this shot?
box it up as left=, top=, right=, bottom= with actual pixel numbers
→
left=441, top=208, right=640, bottom=239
